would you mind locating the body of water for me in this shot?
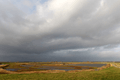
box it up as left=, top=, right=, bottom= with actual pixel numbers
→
left=5, top=68, right=21, bottom=71
left=37, top=66, right=85, bottom=71
left=69, top=64, right=106, bottom=67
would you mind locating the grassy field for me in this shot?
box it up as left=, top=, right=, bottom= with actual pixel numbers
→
left=0, top=67, right=120, bottom=80
left=0, top=62, right=120, bottom=80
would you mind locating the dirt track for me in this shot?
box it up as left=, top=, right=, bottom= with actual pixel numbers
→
left=111, top=64, right=120, bottom=68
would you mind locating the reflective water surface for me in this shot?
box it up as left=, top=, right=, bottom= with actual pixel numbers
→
left=69, top=64, right=106, bottom=67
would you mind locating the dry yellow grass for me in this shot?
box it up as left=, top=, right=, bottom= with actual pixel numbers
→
left=0, top=64, right=9, bottom=68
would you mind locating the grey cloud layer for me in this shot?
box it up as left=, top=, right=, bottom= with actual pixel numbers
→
left=0, top=0, right=120, bottom=61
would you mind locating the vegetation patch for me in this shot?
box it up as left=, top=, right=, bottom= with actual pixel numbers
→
left=0, top=62, right=111, bottom=74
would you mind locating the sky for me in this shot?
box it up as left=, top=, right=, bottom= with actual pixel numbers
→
left=0, top=0, right=120, bottom=62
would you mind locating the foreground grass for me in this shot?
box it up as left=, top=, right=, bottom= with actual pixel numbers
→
left=0, top=67, right=120, bottom=80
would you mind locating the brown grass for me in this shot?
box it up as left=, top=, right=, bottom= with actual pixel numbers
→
left=0, top=64, right=9, bottom=68
left=97, top=64, right=111, bottom=70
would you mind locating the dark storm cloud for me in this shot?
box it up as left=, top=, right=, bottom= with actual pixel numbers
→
left=0, top=0, right=120, bottom=61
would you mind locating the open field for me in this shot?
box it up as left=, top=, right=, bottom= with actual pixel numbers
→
left=0, top=62, right=120, bottom=80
